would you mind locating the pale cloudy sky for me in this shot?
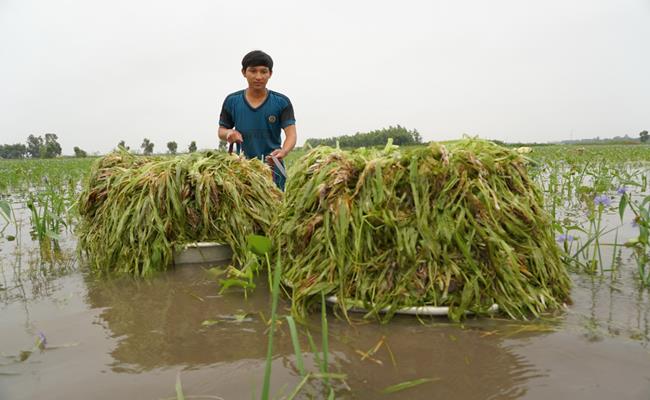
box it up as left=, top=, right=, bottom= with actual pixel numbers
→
left=1, top=0, right=648, bottom=155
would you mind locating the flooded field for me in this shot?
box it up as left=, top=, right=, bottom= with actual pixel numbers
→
left=2, top=146, right=650, bottom=399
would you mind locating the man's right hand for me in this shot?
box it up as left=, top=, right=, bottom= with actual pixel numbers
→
left=226, top=129, right=243, bottom=144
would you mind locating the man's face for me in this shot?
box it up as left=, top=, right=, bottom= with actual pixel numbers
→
left=243, top=66, right=272, bottom=90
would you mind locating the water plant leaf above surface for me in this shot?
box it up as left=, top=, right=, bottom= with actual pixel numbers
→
left=247, top=234, right=272, bottom=256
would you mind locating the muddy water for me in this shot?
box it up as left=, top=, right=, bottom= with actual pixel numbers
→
left=1, top=209, right=650, bottom=399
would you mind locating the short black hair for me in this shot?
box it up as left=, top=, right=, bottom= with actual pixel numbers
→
left=241, top=50, right=273, bottom=72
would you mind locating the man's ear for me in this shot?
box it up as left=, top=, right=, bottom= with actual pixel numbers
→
left=241, top=68, right=247, bottom=77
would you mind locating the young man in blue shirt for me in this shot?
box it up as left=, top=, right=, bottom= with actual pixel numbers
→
left=217, top=50, right=297, bottom=190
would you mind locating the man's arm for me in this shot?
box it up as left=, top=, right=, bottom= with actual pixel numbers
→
left=269, top=124, right=297, bottom=160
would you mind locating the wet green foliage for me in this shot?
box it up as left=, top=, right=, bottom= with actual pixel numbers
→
left=0, top=157, right=91, bottom=250
left=0, top=157, right=93, bottom=193
left=275, top=138, right=571, bottom=321
left=77, top=150, right=281, bottom=276
left=526, top=144, right=650, bottom=285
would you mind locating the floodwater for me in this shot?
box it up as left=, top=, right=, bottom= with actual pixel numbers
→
left=1, top=204, right=650, bottom=399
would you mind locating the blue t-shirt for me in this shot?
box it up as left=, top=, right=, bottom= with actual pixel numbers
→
left=219, top=89, right=295, bottom=190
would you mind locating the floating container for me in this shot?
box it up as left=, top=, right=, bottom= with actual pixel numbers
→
left=325, top=296, right=498, bottom=317
left=173, top=242, right=232, bottom=265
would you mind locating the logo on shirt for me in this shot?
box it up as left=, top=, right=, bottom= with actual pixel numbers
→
left=267, top=115, right=277, bottom=124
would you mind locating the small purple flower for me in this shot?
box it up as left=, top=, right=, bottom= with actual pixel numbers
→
left=594, top=194, right=612, bottom=207
left=616, top=186, right=628, bottom=195
left=37, top=332, right=47, bottom=350
left=556, top=234, right=575, bottom=243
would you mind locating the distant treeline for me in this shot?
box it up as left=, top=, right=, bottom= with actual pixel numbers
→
left=305, top=125, right=423, bottom=148
left=0, top=134, right=65, bottom=159
left=497, top=133, right=647, bottom=148
left=558, top=133, right=645, bottom=145
left=0, top=135, right=201, bottom=159
left=490, top=140, right=556, bottom=148
left=502, top=132, right=648, bottom=147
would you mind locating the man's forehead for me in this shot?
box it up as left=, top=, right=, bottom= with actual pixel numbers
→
left=245, top=65, right=270, bottom=71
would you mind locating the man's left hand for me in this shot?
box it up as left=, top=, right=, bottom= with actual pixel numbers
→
left=267, top=148, right=288, bottom=161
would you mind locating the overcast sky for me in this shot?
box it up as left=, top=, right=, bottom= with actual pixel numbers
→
left=1, top=0, right=649, bottom=155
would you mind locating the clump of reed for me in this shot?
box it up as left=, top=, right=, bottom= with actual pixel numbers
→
left=274, top=138, right=571, bottom=321
left=77, top=150, right=281, bottom=276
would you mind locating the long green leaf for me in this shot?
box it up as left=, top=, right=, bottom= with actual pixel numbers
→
left=285, top=316, right=306, bottom=377
left=261, top=252, right=282, bottom=400
left=0, top=200, right=10, bottom=221
left=381, top=377, right=438, bottom=394
left=320, top=292, right=330, bottom=386
left=175, top=372, right=185, bottom=400
left=618, top=193, right=628, bottom=222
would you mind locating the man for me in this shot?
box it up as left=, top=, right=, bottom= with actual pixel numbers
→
left=217, top=50, right=297, bottom=190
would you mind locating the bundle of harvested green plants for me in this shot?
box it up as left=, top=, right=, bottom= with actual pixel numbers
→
left=77, top=150, right=281, bottom=276
left=274, top=138, right=570, bottom=321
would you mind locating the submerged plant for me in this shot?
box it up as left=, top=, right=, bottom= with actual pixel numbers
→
left=619, top=191, right=650, bottom=286
left=0, top=198, right=15, bottom=240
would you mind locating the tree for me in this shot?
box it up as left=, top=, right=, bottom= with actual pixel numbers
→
left=118, top=140, right=130, bottom=151
left=43, top=133, right=62, bottom=158
left=141, top=138, right=154, bottom=155
left=188, top=141, right=197, bottom=153
left=73, top=146, right=87, bottom=157
left=0, top=143, right=27, bottom=159
left=413, top=128, right=422, bottom=144
left=26, top=134, right=43, bottom=158
left=640, top=130, right=649, bottom=143
left=167, top=141, right=178, bottom=154
left=25, top=134, right=61, bottom=158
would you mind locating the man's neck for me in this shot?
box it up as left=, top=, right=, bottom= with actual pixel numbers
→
left=246, top=87, right=267, bottom=99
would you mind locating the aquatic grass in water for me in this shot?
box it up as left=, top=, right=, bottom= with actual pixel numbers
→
left=525, top=144, right=650, bottom=282
left=0, top=198, right=15, bottom=240
left=618, top=191, right=650, bottom=286
left=0, top=158, right=94, bottom=195
left=25, top=181, right=70, bottom=242
left=252, top=235, right=340, bottom=400
left=275, top=138, right=571, bottom=321
left=0, top=158, right=92, bottom=253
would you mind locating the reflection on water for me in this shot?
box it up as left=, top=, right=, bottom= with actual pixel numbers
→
left=85, top=262, right=283, bottom=371
left=83, top=263, right=548, bottom=398
left=327, top=320, right=545, bottom=399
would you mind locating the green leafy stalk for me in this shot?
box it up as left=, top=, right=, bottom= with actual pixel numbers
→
left=261, top=252, right=282, bottom=400
left=285, top=316, right=306, bottom=377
